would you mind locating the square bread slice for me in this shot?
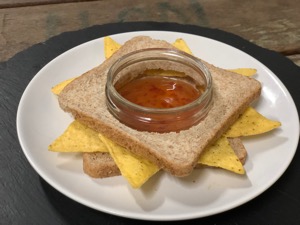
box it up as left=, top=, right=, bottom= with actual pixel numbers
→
left=58, top=36, right=261, bottom=177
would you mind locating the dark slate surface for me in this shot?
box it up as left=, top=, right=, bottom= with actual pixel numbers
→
left=1, top=22, right=299, bottom=225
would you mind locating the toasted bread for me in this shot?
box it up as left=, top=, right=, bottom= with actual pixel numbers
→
left=58, top=36, right=261, bottom=177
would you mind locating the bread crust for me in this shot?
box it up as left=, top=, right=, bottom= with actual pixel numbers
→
left=59, top=36, right=261, bottom=177
left=83, top=152, right=120, bottom=178
left=228, top=137, right=247, bottom=164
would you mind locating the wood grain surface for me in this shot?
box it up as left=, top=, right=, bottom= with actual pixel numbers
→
left=0, top=0, right=299, bottom=66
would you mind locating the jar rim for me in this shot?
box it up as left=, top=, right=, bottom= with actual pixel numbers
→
left=106, top=48, right=213, bottom=114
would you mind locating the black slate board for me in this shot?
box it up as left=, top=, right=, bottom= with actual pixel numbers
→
left=1, top=22, right=300, bottom=225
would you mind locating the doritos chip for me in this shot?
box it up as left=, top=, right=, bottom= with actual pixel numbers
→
left=104, top=36, right=121, bottom=59
left=51, top=77, right=76, bottom=95
left=172, top=38, right=193, bottom=55
left=225, top=107, right=281, bottom=137
left=198, top=136, right=245, bottom=174
left=99, top=134, right=159, bottom=189
left=227, top=68, right=257, bottom=77
left=49, top=120, right=108, bottom=153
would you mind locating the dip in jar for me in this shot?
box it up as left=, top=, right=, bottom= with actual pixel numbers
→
left=105, top=48, right=213, bottom=133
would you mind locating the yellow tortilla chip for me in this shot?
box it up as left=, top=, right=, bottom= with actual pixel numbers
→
left=51, top=77, right=76, bottom=95
left=225, top=107, right=281, bottom=137
left=172, top=38, right=193, bottom=55
left=99, top=134, right=159, bottom=189
left=198, top=136, right=245, bottom=174
left=49, top=120, right=108, bottom=153
left=104, top=36, right=121, bottom=59
left=227, top=68, right=257, bottom=76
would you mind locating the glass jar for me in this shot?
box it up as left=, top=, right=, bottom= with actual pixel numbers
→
left=105, top=48, right=213, bottom=133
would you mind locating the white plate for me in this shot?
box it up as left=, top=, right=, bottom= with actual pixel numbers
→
left=17, top=31, right=299, bottom=221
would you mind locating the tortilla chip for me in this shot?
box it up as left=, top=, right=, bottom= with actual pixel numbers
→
left=99, top=134, right=159, bottom=189
left=225, top=107, right=281, bottom=137
left=227, top=68, right=257, bottom=76
left=172, top=38, right=193, bottom=55
left=104, top=36, right=121, bottom=59
left=51, top=77, right=76, bottom=95
left=198, top=136, right=245, bottom=174
left=49, top=120, right=108, bottom=153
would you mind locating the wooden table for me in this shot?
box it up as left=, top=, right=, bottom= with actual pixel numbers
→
left=1, top=0, right=300, bottom=66
left=1, top=1, right=300, bottom=224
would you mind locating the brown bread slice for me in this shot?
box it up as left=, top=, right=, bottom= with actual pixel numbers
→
left=228, top=137, right=247, bottom=164
left=59, top=36, right=261, bottom=177
left=83, top=152, right=120, bottom=178
left=82, top=137, right=247, bottom=178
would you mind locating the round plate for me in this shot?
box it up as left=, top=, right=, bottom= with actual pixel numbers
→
left=16, top=31, right=299, bottom=221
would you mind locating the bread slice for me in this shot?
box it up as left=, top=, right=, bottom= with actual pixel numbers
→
left=83, top=137, right=247, bottom=178
left=58, top=36, right=261, bottom=177
left=83, top=152, right=120, bottom=178
left=227, top=137, right=247, bottom=164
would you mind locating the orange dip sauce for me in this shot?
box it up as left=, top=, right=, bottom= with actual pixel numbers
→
left=116, top=76, right=202, bottom=108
